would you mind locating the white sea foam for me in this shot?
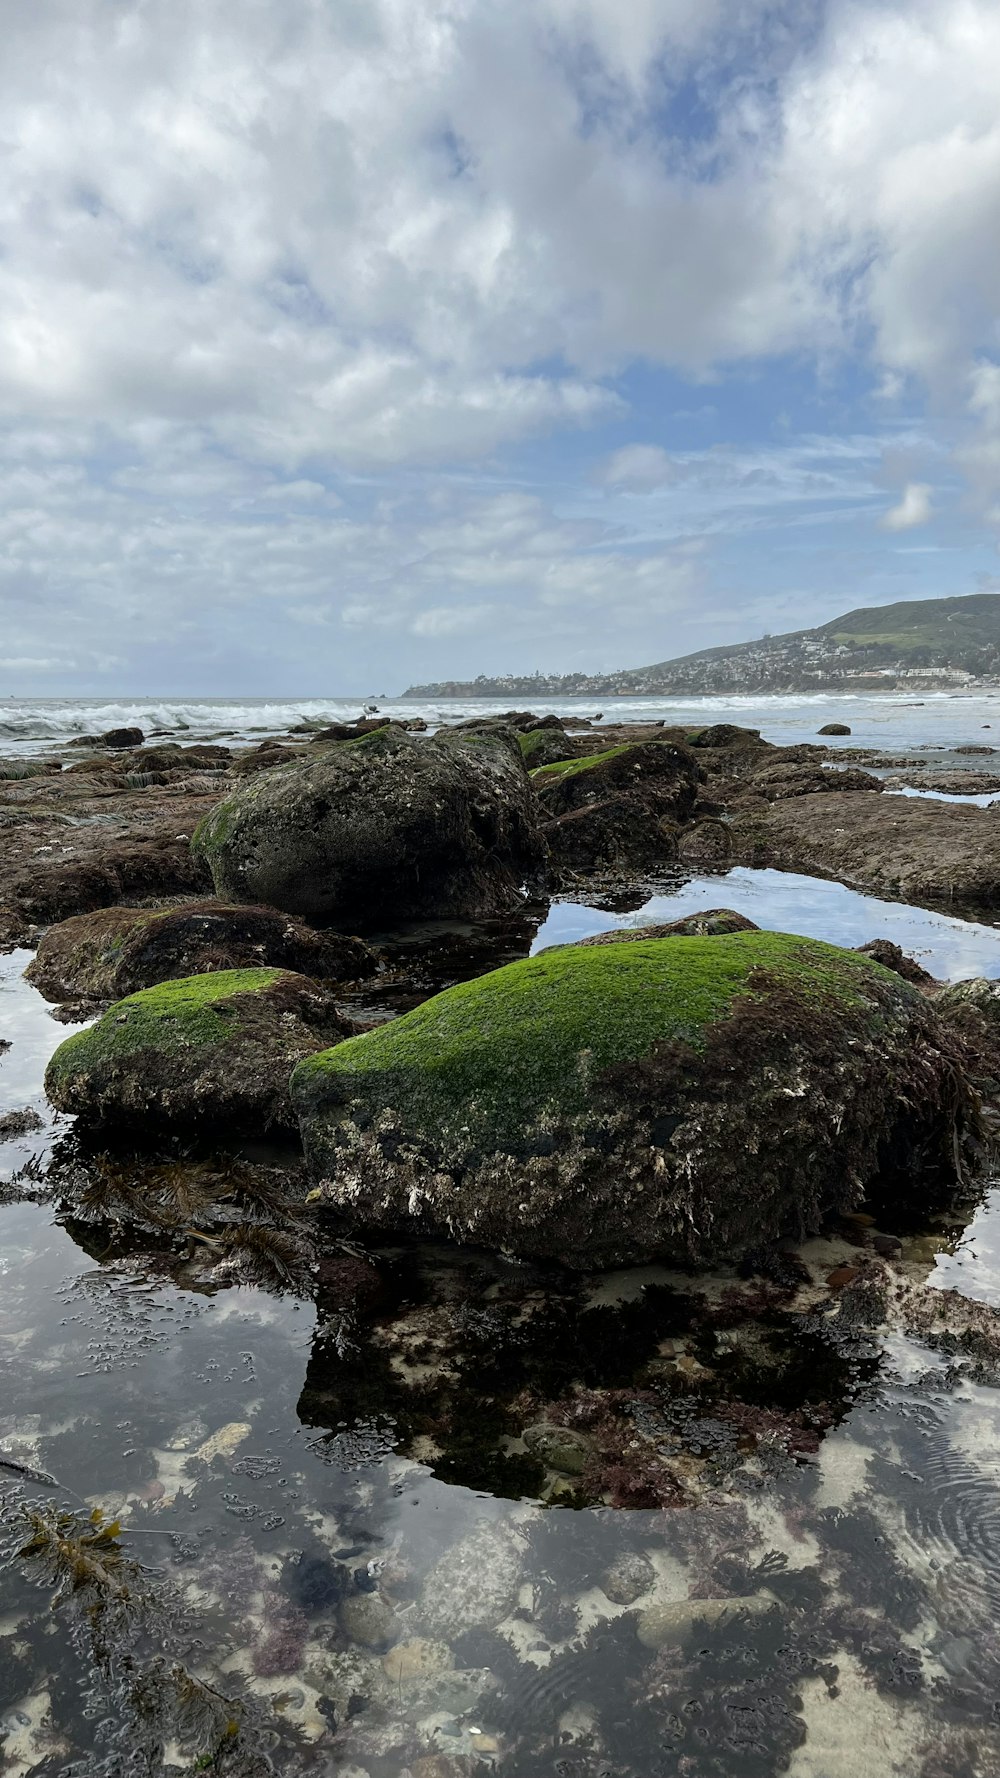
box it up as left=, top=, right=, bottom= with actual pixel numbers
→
left=1, top=687, right=1000, bottom=755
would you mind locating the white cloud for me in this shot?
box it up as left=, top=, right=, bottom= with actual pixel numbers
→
left=601, top=445, right=678, bottom=490
left=0, top=1, right=997, bottom=478
left=882, top=482, right=933, bottom=531
left=2, top=0, right=1000, bottom=686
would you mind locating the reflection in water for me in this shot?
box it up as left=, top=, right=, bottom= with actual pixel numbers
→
left=533, top=865, right=1000, bottom=982
left=4, top=888, right=1000, bottom=1772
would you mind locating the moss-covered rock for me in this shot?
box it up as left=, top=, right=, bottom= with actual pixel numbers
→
left=46, top=968, right=350, bottom=1134
left=532, top=741, right=700, bottom=873
left=291, top=931, right=976, bottom=1268
left=27, top=900, right=377, bottom=1006
left=516, top=727, right=575, bottom=769
left=191, top=725, right=545, bottom=926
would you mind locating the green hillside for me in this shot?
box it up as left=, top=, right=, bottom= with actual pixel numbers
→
left=821, top=594, right=1000, bottom=653
left=402, top=594, right=1000, bottom=697
left=638, top=594, right=1000, bottom=676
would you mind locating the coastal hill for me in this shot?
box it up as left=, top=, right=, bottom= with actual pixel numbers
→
left=402, top=593, right=1000, bottom=698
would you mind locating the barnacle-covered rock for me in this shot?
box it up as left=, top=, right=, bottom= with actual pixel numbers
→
left=293, top=931, right=976, bottom=1268
left=46, top=968, right=349, bottom=1134
left=27, top=899, right=376, bottom=1006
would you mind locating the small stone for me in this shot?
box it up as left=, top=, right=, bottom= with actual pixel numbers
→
left=340, top=1589, right=398, bottom=1650
left=601, top=1551, right=656, bottom=1606
left=411, top=1757, right=471, bottom=1778
left=872, top=1233, right=903, bottom=1259
left=419, top=1519, right=523, bottom=1639
left=380, top=1639, right=454, bottom=1685
left=188, top=1421, right=252, bottom=1464
left=826, top=1266, right=859, bottom=1291
left=636, top=1595, right=777, bottom=1650
left=522, top=1422, right=591, bottom=1476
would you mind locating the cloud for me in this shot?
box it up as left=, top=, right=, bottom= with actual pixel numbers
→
left=2, top=0, right=1000, bottom=688
left=881, top=482, right=933, bottom=531
left=601, top=445, right=679, bottom=490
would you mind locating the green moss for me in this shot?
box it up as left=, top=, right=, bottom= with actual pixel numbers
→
left=191, top=799, right=238, bottom=859
left=46, top=967, right=283, bottom=1087
left=294, top=932, right=898, bottom=1151
left=530, top=744, right=631, bottom=782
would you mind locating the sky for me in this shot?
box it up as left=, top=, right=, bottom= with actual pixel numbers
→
left=3, top=0, right=1000, bottom=695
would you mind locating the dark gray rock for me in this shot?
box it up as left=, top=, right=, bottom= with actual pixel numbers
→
left=192, top=725, right=545, bottom=926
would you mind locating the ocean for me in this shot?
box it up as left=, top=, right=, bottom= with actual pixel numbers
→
left=3, top=687, right=1000, bottom=755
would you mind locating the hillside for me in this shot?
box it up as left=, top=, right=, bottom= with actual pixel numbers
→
left=402, top=594, right=1000, bottom=698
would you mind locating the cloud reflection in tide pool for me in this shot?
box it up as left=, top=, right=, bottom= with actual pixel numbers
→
left=532, top=865, right=1000, bottom=983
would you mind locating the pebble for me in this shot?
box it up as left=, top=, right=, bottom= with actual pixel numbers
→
left=636, top=1595, right=778, bottom=1650
left=380, top=1639, right=454, bottom=1685
left=340, top=1589, right=398, bottom=1650
left=826, top=1266, right=859, bottom=1291
left=188, top=1420, right=252, bottom=1464
left=601, top=1551, right=656, bottom=1606
left=523, top=1422, right=591, bottom=1476
left=872, top=1232, right=904, bottom=1259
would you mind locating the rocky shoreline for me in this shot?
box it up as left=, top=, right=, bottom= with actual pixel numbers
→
left=6, top=708, right=1000, bottom=1773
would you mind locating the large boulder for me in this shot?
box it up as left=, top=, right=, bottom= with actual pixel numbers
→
left=191, top=725, right=544, bottom=925
left=532, top=741, right=699, bottom=872
left=26, top=900, right=377, bottom=1006
left=46, top=968, right=349, bottom=1134
left=291, top=931, right=975, bottom=1268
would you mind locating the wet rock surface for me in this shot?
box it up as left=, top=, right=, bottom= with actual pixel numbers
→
left=571, top=906, right=759, bottom=944
left=533, top=739, right=701, bottom=873
left=26, top=898, right=377, bottom=1007
left=45, top=966, right=350, bottom=1135
left=294, top=930, right=976, bottom=1267
left=192, top=724, right=546, bottom=925
left=732, top=788, right=1000, bottom=905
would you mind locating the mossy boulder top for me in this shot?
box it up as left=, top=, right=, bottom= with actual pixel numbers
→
left=531, top=739, right=698, bottom=817
left=191, top=725, right=545, bottom=926
left=26, top=899, right=377, bottom=1007
left=571, top=908, right=759, bottom=946
left=46, top=968, right=350, bottom=1135
left=292, top=931, right=975, bottom=1268
left=531, top=740, right=701, bottom=874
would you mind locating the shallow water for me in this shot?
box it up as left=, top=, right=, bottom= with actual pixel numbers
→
left=533, top=864, right=1000, bottom=981
left=5, top=879, right=1000, bottom=1775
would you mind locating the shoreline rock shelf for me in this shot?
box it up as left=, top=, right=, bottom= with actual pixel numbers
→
left=292, top=930, right=977, bottom=1269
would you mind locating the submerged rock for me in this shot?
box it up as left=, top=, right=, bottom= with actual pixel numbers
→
left=819, top=723, right=852, bottom=736
left=418, top=1519, right=524, bottom=1638
left=292, top=931, right=976, bottom=1268
left=45, top=968, right=349, bottom=1134
left=27, top=899, right=377, bottom=1005
left=191, top=725, right=544, bottom=925
left=601, top=1551, right=656, bottom=1605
